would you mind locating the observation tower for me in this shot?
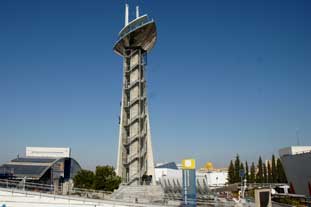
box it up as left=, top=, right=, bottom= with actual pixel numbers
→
left=113, top=4, right=157, bottom=186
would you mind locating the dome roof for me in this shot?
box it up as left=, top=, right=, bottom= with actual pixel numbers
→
left=204, top=162, right=214, bottom=170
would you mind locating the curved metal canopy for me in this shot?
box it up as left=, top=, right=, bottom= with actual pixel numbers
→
left=113, top=16, right=157, bottom=56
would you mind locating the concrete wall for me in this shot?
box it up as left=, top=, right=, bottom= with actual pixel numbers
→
left=130, top=69, right=139, bottom=83
left=0, top=188, right=164, bottom=207
left=130, top=122, right=138, bottom=137
left=130, top=103, right=139, bottom=119
left=281, top=152, right=311, bottom=196
left=130, top=86, right=139, bottom=101
left=130, top=54, right=139, bottom=67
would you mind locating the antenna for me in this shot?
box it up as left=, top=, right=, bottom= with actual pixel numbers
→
left=125, top=4, right=129, bottom=26
left=296, top=128, right=300, bottom=146
left=136, top=6, right=140, bottom=18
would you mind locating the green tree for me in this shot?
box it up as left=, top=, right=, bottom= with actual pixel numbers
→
left=228, top=160, right=235, bottom=184
left=267, top=161, right=272, bottom=183
left=73, top=169, right=95, bottom=189
left=240, top=162, right=245, bottom=181
left=276, top=158, right=287, bottom=183
left=245, top=161, right=249, bottom=182
left=271, top=154, right=277, bottom=183
left=234, top=154, right=241, bottom=182
left=93, top=165, right=122, bottom=191
left=263, top=163, right=267, bottom=183
left=250, top=162, right=256, bottom=183
left=256, top=156, right=263, bottom=183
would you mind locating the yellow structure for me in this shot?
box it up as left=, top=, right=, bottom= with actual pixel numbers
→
left=182, top=159, right=196, bottom=170
left=204, top=162, right=214, bottom=170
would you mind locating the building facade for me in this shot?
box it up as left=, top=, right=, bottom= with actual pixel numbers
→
left=279, top=146, right=311, bottom=196
left=0, top=147, right=81, bottom=186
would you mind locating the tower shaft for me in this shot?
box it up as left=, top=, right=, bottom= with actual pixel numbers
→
left=116, top=47, right=155, bottom=185
left=114, top=4, right=157, bottom=186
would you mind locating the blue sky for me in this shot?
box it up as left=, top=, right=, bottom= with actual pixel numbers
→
left=0, top=0, right=310, bottom=170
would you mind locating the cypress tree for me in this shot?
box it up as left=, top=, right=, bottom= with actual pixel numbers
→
left=245, top=161, right=249, bottom=182
left=276, top=158, right=287, bottom=183
left=234, top=154, right=241, bottom=183
left=263, top=163, right=267, bottom=183
left=256, top=156, right=263, bottom=183
left=250, top=162, right=256, bottom=183
left=228, top=160, right=235, bottom=184
left=267, top=161, right=272, bottom=183
left=271, top=154, right=277, bottom=183
left=240, top=162, right=245, bottom=181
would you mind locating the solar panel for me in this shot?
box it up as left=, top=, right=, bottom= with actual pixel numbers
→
left=11, top=157, right=56, bottom=163
left=2, top=164, right=47, bottom=178
left=155, top=162, right=178, bottom=169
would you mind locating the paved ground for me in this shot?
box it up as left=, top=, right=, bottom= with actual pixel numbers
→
left=0, top=188, right=172, bottom=207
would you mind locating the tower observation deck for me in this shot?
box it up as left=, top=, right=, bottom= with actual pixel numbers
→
left=113, top=4, right=157, bottom=186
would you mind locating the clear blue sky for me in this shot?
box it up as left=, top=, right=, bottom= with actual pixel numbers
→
left=0, top=0, right=310, bottom=170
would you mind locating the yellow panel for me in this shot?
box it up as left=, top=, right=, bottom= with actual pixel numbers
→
left=182, top=159, right=195, bottom=170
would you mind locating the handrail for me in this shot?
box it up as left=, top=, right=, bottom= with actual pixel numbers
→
left=123, top=129, right=147, bottom=146
left=127, top=153, right=138, bottom=163
left=124, top=78, right=145, bottom=90
left=125, top=96, right=146, bottom=108
left=0, top=178, right=112, bottom=196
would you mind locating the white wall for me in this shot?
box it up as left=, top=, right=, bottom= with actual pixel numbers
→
left=26, top=147, right=71, bottom=158
left=155, top=168, right=228, bottom=187
left=279, top=146, right=311, bottom=157
left=154, top=168, right=182, bottom=182
left=197, top=171, right=228, bottom=186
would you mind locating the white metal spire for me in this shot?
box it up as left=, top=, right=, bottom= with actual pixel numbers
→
left=125, top=4, right=129, bottom=26
left=136, top=6, right=140, bottom=18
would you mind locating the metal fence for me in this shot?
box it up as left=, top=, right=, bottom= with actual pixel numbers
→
left=0, top=178, right=266, bottom=206
left=0, top=179, right=112, bottom=199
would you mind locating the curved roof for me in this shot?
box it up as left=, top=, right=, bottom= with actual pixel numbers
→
left=0, top=157, right=81, bottom=179
left=113, top=15, right=157, bottom=56
left=155, top=162, right=178, bottom=170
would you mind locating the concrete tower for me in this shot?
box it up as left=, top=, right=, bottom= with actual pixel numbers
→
left=113, top=4, right=157, bottom=186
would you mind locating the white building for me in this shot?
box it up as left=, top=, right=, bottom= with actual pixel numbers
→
left=279, top=146, right=311, bottom=157
left=26, top=147, right=71, bottom=158
left=154, top=162, right=228, bottom=187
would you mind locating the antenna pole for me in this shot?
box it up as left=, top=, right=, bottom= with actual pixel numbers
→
left=125, top=4, right=129, bottom=26
left=136, top=6, right=140, bottom=18
left=296, top=128, right=300, bottom=146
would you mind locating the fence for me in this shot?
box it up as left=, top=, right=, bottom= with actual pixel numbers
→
left=0, top=179, right=112, bottom=200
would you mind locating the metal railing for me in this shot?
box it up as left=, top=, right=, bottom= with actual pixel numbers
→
left=0, top=186, right=171, bottom=207
left=0, top=178, right=112, bottom=200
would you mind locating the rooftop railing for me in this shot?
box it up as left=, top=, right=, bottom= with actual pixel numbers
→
left=119, top=15, right=151, bottom=38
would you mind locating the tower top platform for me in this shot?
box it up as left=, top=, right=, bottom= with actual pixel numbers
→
left=113, top=5, right=157, bottom=56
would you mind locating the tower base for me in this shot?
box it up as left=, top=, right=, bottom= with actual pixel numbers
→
left=111, top=185, right=165, bottom=204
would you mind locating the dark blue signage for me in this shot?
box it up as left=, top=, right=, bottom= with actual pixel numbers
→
left=182, top=169, right=196, bottom=207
